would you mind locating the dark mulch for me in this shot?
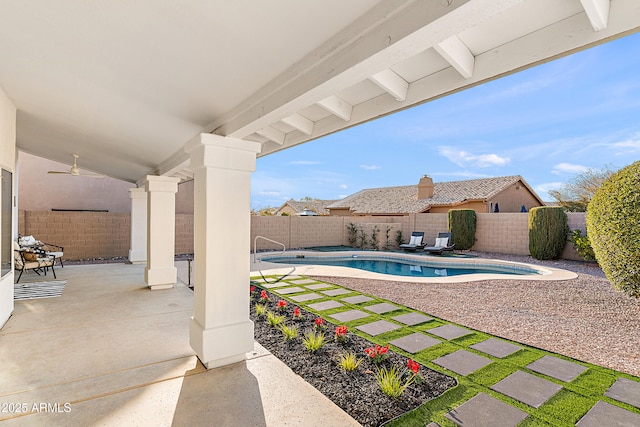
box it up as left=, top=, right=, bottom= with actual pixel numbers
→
left=251, top=288, right=456, bottom=427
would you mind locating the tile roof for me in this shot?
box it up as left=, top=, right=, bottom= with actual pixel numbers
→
left=327, top=176, right=539, bottom=214
left=279, top=199, right=340, bottom=215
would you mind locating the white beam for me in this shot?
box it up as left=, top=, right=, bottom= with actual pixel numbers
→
left=256, top=126, right=285, bottom=145
left=317, top=95, right=352, bottom=121
left=434, top=35, right=475, bottom=79
left=281, top=113, right=314, bottom=135
left=580, top=0, right=610, bottom=31
left=259, top=4, right=640, bottom=157
left=369, top=69, right=409, bottom=101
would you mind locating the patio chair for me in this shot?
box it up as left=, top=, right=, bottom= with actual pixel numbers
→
left=14, top=241, right=57, bottom=283
left=40, top=242, right=64, bottom=267
left=399, top=231, right=425, bottom=252
left=423, top=232, right=455, bottom=255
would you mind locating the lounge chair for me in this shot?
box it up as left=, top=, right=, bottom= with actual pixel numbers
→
left=399, top=231, right=425, bottom=252
left=423, top=232, right=455, bottom=255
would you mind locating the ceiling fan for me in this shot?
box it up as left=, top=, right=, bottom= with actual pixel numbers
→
left=47, top=154, right=105, bottom=178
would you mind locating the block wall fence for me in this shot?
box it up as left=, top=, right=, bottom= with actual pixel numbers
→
left=18, top=210, right=586, bottom=261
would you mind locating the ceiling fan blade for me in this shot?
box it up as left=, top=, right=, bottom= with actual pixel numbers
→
left=47, top=171, right=71, bottom=174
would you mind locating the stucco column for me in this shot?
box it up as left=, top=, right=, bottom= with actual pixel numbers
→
left=186, top=133, right=261, bottom=369
left=144, top=175, right=180, bottom=290
left=128, top=187, right=147, bottom=264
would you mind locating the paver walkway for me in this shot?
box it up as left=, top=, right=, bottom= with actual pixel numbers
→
left=252, top=275, right=640, bottom=426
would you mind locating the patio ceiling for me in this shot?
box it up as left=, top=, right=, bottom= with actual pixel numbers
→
left=1, top=0, right=639, bottom=183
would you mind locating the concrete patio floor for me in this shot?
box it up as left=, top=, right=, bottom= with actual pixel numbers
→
left=0, top=263, right=359, bottom=426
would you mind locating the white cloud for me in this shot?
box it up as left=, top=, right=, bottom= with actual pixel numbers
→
left=360, top=164, right=381, bottom=170
left=612, top=139, right=640, bottom=152
left=552, top=163, right=590, bottom=174
left=339, top=184, right=347, bottom=190
left=430, top=171, right=490, bottom=179
left=438, top=146, right=510, bottom=168
left=535, top=182, right=564, bottom=200
left=289, top=160, right=321, bottom=165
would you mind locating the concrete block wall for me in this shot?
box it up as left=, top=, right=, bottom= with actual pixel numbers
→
left=19, top=210, right=195, bottom=260
left=175, top=214, right=194, bottom=255
left=473, top=213, right=529, bottom=255
left=17, top=210, right=589, bottom=261
left=20, top=210, right=131, bottom=260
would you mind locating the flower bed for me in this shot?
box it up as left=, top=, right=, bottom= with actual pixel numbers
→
left=251, top=287, right=456, bottom=427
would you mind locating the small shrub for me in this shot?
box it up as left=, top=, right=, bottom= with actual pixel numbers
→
left=266, top=311, right=285, bottom=327
left=448, top=209, right=476, bottom=250
left=528, top=206, right=568, bottom=260
left=346, top=222, right=358, bottom=247
left=395, top=230, right=404, bottom=248
left=338, top=351, right=363, bottom=372
left=569, top=229, right=596, bottom=261
left=383, top=226, right=393, bottom=251
left=586, top=161, right=640, bottom=297
left=358, top=226, right=368, bottom=249
left=279, top=324, right=298, bottom=341
left=374, top=359, right=422, bottom=398
left=370, top=225, right=380, bottom=250
left=255, top=303, right=267, bottom=317
left=302, top=329, right=325, bottom=352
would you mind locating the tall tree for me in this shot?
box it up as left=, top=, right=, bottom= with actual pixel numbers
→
left=549, top=166, right=615, bottom=212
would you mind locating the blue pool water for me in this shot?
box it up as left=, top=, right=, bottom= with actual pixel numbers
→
left=263, top=255, right=540, bottom=278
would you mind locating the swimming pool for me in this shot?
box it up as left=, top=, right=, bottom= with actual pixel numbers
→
left=262, top=254, right=542, bottom=278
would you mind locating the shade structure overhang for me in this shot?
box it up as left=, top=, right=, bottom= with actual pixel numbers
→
left=0, top=0, right=637, bottom=181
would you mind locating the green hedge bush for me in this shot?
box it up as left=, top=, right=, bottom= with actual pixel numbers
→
left=528, top=207, right=568, bottom=260
left=448, top=209, right=476, bottom=250
left=586, top=161, right=640, bottom=298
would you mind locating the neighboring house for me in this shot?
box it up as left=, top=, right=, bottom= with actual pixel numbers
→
left=274, top=199, right=340, bottom=216
left=327, top=175, right=545, bottom=216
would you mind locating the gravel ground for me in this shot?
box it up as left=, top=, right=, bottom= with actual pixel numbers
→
left=312, top=252, right=640, bottom=377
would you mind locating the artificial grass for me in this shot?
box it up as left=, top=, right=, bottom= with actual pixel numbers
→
left=251, top=274, right=640, bottom=426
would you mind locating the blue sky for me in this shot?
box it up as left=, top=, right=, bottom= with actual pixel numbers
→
left=252, top=32, right=640, bottom=210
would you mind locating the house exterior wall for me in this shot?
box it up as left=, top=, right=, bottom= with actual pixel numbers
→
left=17, top=210, right=587, bottom=261
left=328, top=208, right=353, bottom=216
left=0, top=86, right=16, bottom=329
left=491, top=182, right=543, bottom=213
left=275, top=205, right=297, bottom=216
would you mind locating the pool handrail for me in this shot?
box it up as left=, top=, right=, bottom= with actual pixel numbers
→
left=253, top=236, right=286, bottom=263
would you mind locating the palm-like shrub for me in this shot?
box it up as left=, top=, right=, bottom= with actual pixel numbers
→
left=528, top=207, right=568, bottom=260
left=586, top=161, right=640, bottom=297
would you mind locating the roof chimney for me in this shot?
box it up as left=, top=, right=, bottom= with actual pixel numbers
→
left=418, top=175, right=434, bottom=199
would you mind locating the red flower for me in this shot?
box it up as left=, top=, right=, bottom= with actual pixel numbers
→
left=250, top=285, right=256, bottom=293
left=314, top=317, right=325, bottom=327
left=259, top=290, right=269, bottom=302
left=364, top=344, right=390, bottom=363
left=293, top=307, right=301, bottom=318
left=277, top=300, right=287, bottom=308
left=407, top=359, right=420, bottom=374
left=334, top=325, right=348, bottom=342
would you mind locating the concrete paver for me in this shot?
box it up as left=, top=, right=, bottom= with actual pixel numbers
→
left=445, top=393, right=528, bottom=427
left=491, top=370, right=562, bottom=408
left=605, top=378, right=640, bottom=408
left=527, top=355, right=587, bottom=382
left=470, top=338, right=522, bottom=358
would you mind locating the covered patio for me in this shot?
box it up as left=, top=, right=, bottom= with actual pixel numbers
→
left=1, top=1, right=640, bottom=424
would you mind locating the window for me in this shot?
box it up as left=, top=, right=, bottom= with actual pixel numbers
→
left=1, top=169, right=12, bottom=277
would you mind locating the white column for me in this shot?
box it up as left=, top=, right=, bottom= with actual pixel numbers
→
left=186, top=133, right=261, bottom=369
left=128, top=187, right=147, bottom=264
left=144, top=175, right=179, bottom=290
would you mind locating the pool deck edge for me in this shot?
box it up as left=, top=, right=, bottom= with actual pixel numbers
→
left=250, top=250, right=577, bottom=283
